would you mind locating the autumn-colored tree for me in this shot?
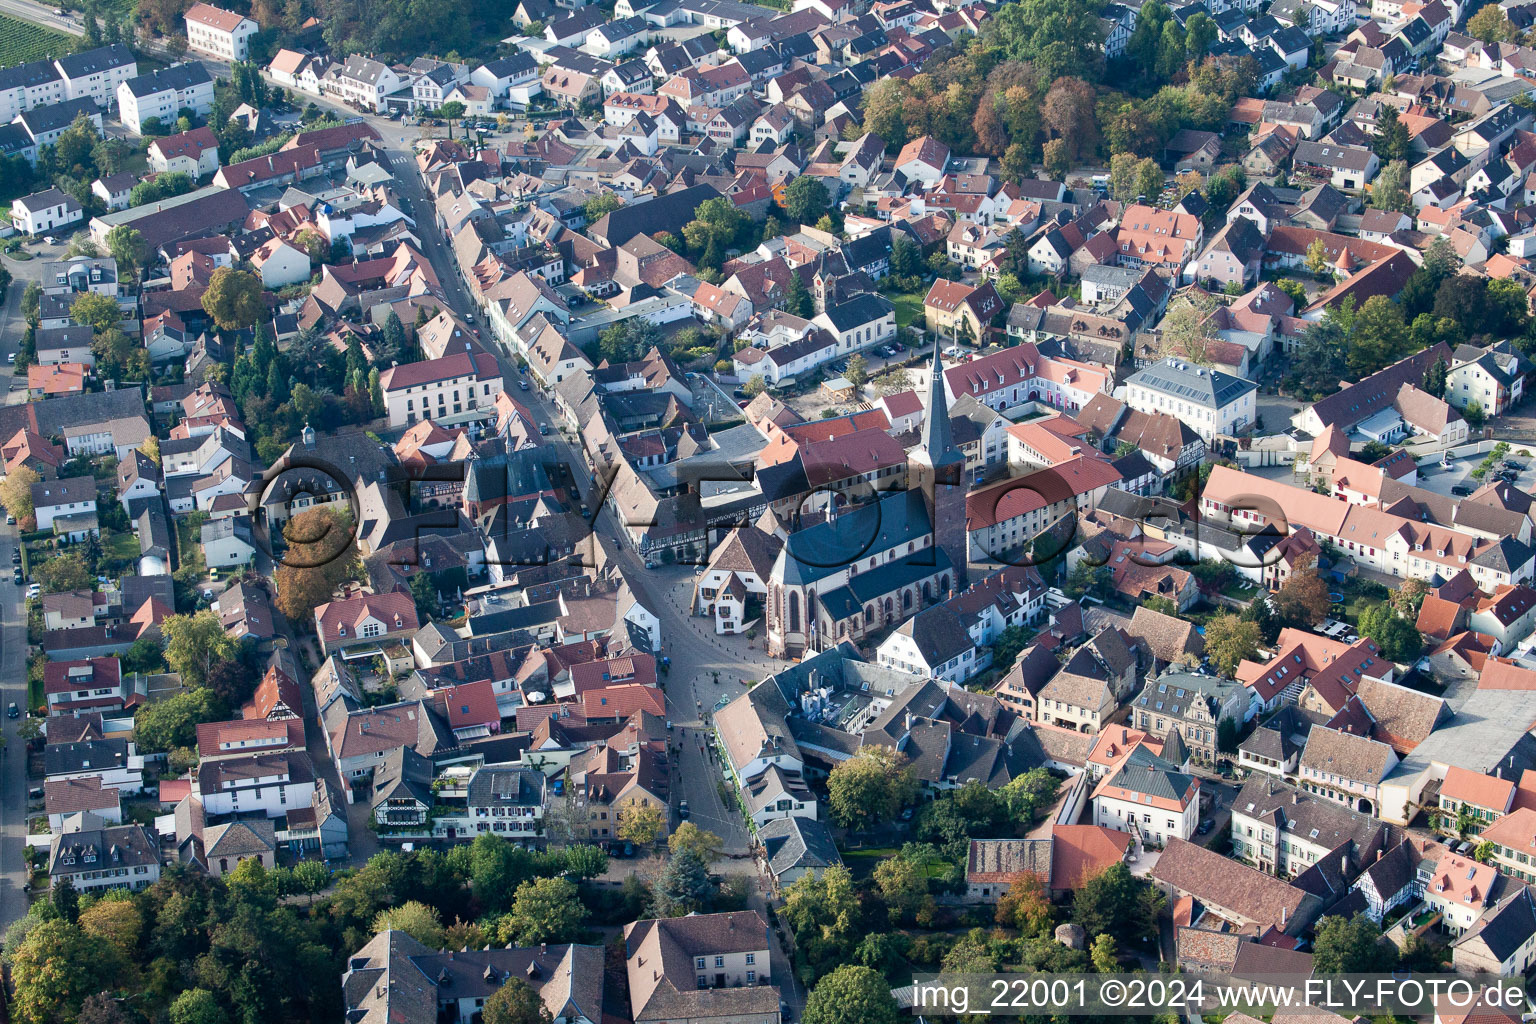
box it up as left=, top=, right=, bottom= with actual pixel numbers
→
left=616, top=802, right=665, bottom=846
left=1468, top=3, right=1513, bottom=43
left=1157, top=291, right=1220, bottom=365
left=1305, top=237, right=1332, bottom=277
left=995, top=872, right=1054, bottom=937
left=273, top=506, right=362, bottom=624
left=1273, top=554, right=1332, bottom=628
left=0, top=465, right=39, bottom=523
left=201, top=267, right=266, bottom=331
left=1042, top=77, right=1098, bottom=164
left=1042, top=138, right=1070, bottom=181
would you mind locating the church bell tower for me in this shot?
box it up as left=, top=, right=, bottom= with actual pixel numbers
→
left=909, top=338, right=968, bottom=592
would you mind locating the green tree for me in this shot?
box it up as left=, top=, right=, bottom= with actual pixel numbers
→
left=104, top=225, right=147, bottom=283
left=1424, top=357, right=1449, bottom=398
left=1312, top=915, right=1398, bottom=973
left=844, top=354, right=868, bottom=387
left=70, top=291, right=121, bottom=334
left=668, top=822, right=723, bottom=862
left=784, top=176, right=831, bottom=226
left=991, top=625, right=1030, bottom=673
left=35, top=551, right=93, bottom=593
left=504, top=876, right=584, bottom=945
left=616, top=802, right=665, bottom=846
left=10, top=920, right=120, bottom=1024
left=782, top=865, right=860, bottom=982
left=582, top=193, right=621, bottom=223
left=826, top=747, right=918, bottom=830
left=681, top=197, right=745, bottom=268
left=873, top=855, right=927, bottom=922
left=437, top=100, right=467, bottom=140
left=1091, top=933, right=1119, bottom=973
left=373, top=901, right=446, bottom=948
left=1468, top=2, right=1513, bottom=43
left=201, top=267, right=266, bottom=331
left=1109, top=152, right=1140, bottom=204
left=653, top=846, right=716, bottom=916
left=561, top=844, right=608, bottom=880
left=1203, top=612, right=1261, bottom=675
left=785, top=271, right=813, bottom=318
left=890, top=233, right=922, bottom=278
left=1373, top=105, right=1411, bottom=162
left=1073, top=862, right=1163, bottom=943
left=133, top=687, right=225, bottom=753
left=1370, top=159, right=1412, bottom=213
left=1134, top=157, right=1163, bottom=203
left=483, top=979, right=554, bottom=1024
left=169, top=989, right=227, bottom=1024
left=802, top=966, right=902, bottom=1024
left=161, top=609, right=240, bottom=690
left=1464, top=399, right=1486, bottom=430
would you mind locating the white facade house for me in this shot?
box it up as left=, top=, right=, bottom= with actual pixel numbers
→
left=1124, top=358, right=1259, bottom=442
left=48, top=821, right=160, bottom=894
left=0, top=59, right=64, bottom=124
left=183, top=3, right=260, bottom=61
left=196, top=753, right=317, bottom=818
left=249, top=236, right=311, bottom=288
left=323, top=56, right=402, bottom=112
left=147, top=126, right=221, bottom=177
left=378, top=349, right=505, bottom=428
left=1091, top=748, right=1201, bottom=846
left=54, top=45, right=137, bottom=110
left=32, top=476, right=97, bottom=530
left=11, top=188, right=83, bottom=236
left=116, top=64, right=215, bottom=135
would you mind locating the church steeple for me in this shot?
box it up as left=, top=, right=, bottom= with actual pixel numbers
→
left=916, top=337, right=963, bottom=469
left=909, top=337, right=968, bottom=590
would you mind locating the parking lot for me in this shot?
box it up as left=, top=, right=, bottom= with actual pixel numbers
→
left=1409, top=444, right=1536, bottom=498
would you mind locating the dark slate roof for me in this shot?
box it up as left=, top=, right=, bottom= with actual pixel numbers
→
left=121, top=62, right=212, bottom=98
left=819, top=291, right=893, bottom=332
left=759, top=815, right=841, bottom=877
left=1127, top=358, right=1257, bottom=409
left=1458, top=886, right=1536, bottom=962
left=54, top=44, right=134, bottom=79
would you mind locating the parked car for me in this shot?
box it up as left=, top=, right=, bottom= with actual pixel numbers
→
left=11, top=550, right=20, bottom=564
left=1452, top=485, right=1473, bottom=496
left=7, top=702, right=17, bottom=719
left=12, top=568, right=22, bottom=584
left=677, top=800, right=690, bottom=819
left=1198, top=818, right=1214, bottom=834
left=518, top=379, right=529, bottom=390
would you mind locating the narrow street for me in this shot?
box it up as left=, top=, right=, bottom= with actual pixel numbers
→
left=0, top=523, right=30, bottom=929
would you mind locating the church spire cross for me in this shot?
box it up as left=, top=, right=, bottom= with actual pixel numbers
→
left=918, top=334, right=963, bottom=469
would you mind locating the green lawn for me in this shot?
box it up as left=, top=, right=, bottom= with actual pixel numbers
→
left=175, top=518, right=206, bottom=577
left=883, top=290, right=926, bottom=328
left=102, top=530, right=138, bottom=563
left=0, top=15, right=71, bottom=65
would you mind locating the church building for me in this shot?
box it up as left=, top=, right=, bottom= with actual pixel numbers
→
left=764, top=342, right=970, bottom=657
